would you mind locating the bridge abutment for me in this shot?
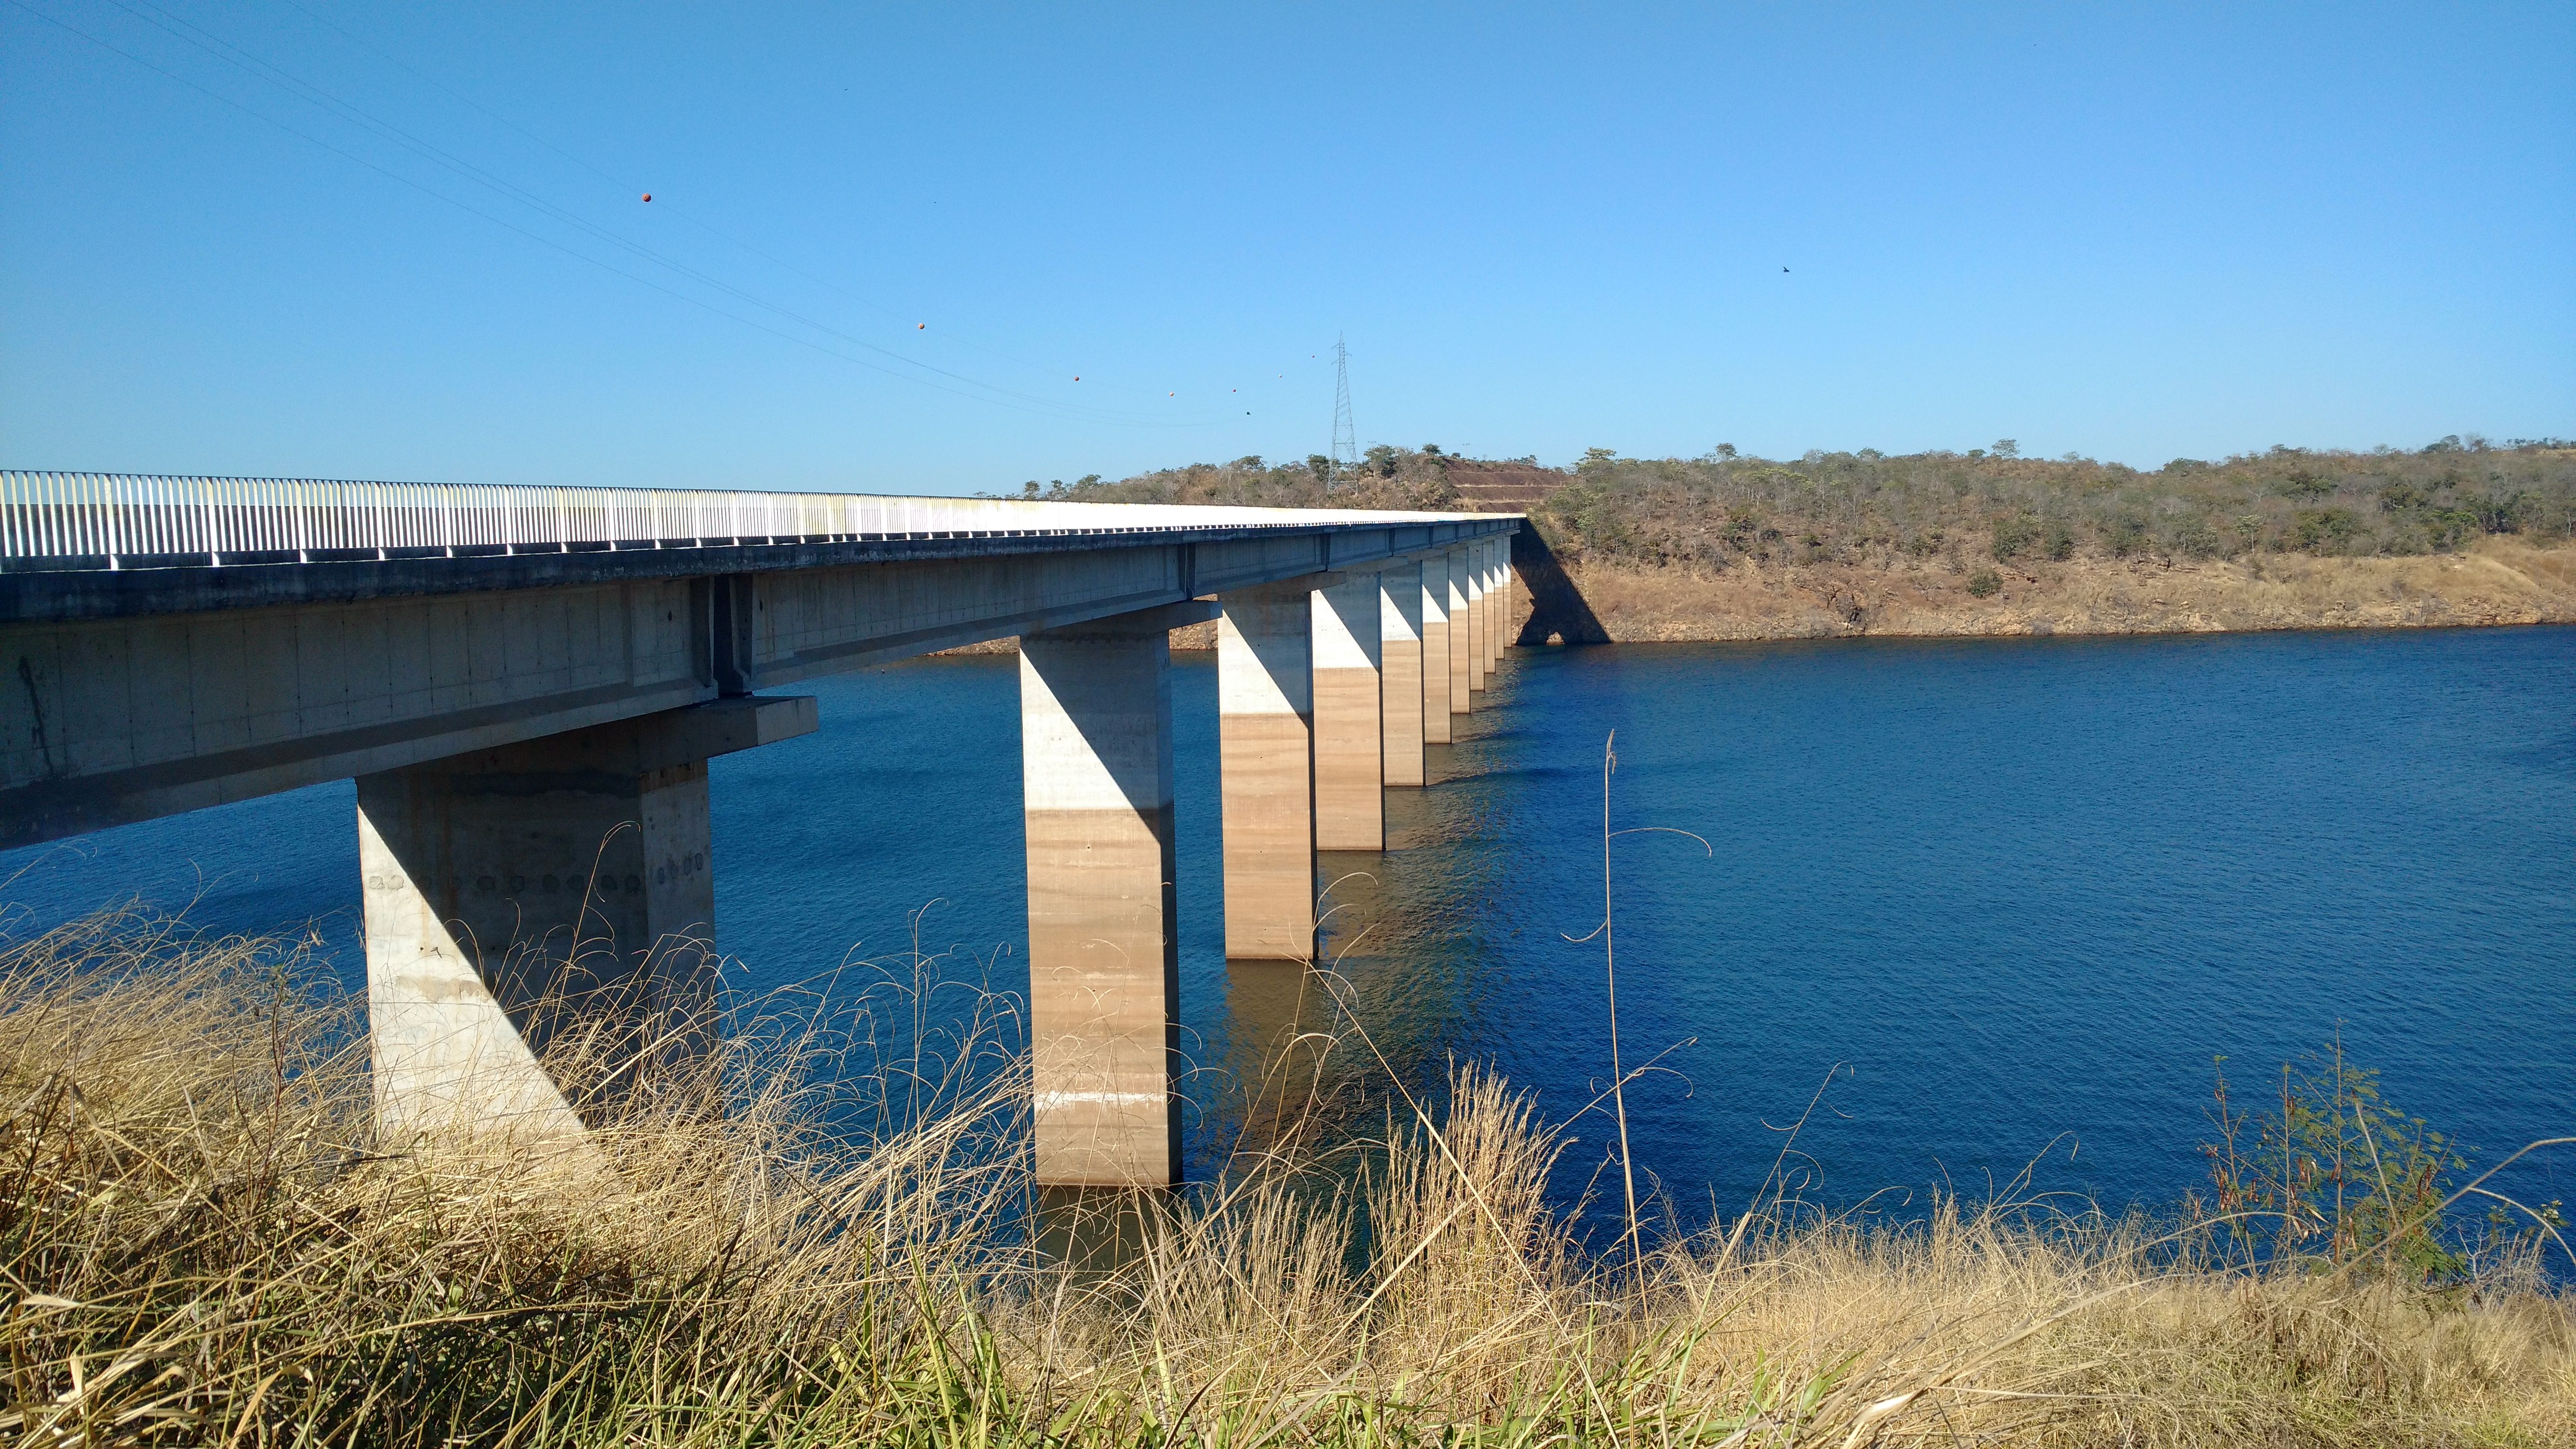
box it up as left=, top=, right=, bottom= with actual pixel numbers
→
left=359, top=695, right=815, bottom=1141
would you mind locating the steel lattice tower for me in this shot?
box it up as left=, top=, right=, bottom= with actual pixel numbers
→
left=1329, top=335, right=1357, bottom=476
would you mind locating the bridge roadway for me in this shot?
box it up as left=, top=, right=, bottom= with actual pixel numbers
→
left=1, top=472, right=1522, bottom=1186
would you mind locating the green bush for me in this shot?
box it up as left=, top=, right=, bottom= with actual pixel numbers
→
left=2291, top=507, right=2361, bottom=553
left=1966, top=569, right=2002, bottom=598
left=1991, top=514, right=2041, bottom=560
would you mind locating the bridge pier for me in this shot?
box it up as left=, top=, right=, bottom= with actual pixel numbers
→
left=359, top=695, right=816, bottom=1141
left=1486, top=539, right=1504, bottom=677
left=1475, top=543, right=1493, bottom=687
left=1446, top=547, right=1475, bottom=713
left=1313, top=572, right=1384, bottom=851
left=1219, top=582, right=1318, bottom=960
left=1471, top=541, right=1496, bottom=696
left=1378, top=561, right=1425, bottom=788
left=1420, top=551, right=1453, bottom=745
left=1018, top=604, right=1203, bottom=1186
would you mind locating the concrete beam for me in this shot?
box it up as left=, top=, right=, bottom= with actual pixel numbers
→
left=1218, top=582, right=1315, bottom=961
left=2, top=519, right=1515, bottom=625
left=360, top=695, right=816, bottom=1141
left=1018, top=607, right=1185, bottom=1186
left=3, top=577, right=711, bottom=849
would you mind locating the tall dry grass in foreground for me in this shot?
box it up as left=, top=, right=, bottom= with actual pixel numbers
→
left=2, top=909, right=2569, bottom=1447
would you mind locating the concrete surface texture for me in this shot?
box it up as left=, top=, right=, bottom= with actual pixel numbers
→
left=359, top=696, right=814, bottom=1140
left=1217, top=583, right=1318, bottom=962
left=1378, top=561, right=1425, bottom=789
left=1420, top=552, right=1453, bottom=745
left=1446, top=550, right=1475, bottom=712
left=1018, top=610, right=1187, bottom=1186
left=1311, top=573, right=1385, bottom=852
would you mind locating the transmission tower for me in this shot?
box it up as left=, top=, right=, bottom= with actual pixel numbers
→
left=1329, top=334, right=1357, bottom=477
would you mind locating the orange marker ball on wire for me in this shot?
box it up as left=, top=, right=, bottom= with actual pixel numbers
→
left=641, top=193, right=652, bottom=202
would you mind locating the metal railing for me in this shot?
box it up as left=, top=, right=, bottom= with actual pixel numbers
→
left=0, top=472, right=1496, bottom=571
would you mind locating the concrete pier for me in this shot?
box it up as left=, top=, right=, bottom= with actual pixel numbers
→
left=1485, top=541, right=1507, bottom=671
left=1463, top=543, right=1489, bottom=695
left=1378, top=561, right=1425, bottom=788
left=1219, top=582, right=1317, bottom=960
left=1420, top=552, right=1453, bottom=745
left=359, top=695, right=815, bottom=1140
left=1446, top=547, right=1475, bottom=713
left=1019, top=603, right=1206, bottom=1186
left=1312, top=573, right=1384, bottom=852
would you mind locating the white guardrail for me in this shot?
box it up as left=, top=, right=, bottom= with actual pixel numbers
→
left=0, top=472, right=1492, bottom=571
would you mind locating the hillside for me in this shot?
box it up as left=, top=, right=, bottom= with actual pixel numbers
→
left=1046, top=439, right=2576, bottom=641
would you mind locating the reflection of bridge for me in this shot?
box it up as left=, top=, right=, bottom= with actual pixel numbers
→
left=1, top=472, right=1521, bottom=1186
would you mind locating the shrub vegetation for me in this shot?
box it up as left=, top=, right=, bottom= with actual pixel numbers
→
left=1035, top=438, right=2576, bottom=576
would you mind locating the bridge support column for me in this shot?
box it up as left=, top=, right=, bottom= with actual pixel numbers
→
left=1445, top=547, right=1474, bottom=714
left=1420, top=551, right=1452, bottom=745
left=1378, top=561, right=1424, bottom=787
left=1313, top=572, right=1383, bottom=850
left=1456, top=544, right=1485, bottom=702
left=359, top=695, right=817, bottom=1141
left=1019, top=605, right=1198, bottom=1187
left=1220, top=582, right=1316, bottom=960
left=1486, top=541, right=1508, bottom=671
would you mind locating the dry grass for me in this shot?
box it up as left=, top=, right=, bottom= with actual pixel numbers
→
left=2, top=908, right=2569, bottom=1446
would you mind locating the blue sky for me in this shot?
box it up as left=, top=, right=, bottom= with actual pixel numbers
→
left=3, top=2, right=2569, bottom=492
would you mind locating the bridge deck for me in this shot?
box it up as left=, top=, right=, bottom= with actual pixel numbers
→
left=2, top=472, right=1516, bottom=847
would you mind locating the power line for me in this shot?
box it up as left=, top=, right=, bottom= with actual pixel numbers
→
left=27, top=0, right=1221, bottom=428
left=268, top=0, right=1108, bottom=394
left=102, top=0, right=1194, bottom=425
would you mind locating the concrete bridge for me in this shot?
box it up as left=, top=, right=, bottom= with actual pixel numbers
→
left=1, top=471, right=1522, bottom=1185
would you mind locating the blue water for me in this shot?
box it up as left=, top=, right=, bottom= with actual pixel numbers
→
left=6, top=626, right=2571, bottom=1223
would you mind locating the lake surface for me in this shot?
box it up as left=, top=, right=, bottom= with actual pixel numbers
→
left=7, top=625, right=2571, bottom=1225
